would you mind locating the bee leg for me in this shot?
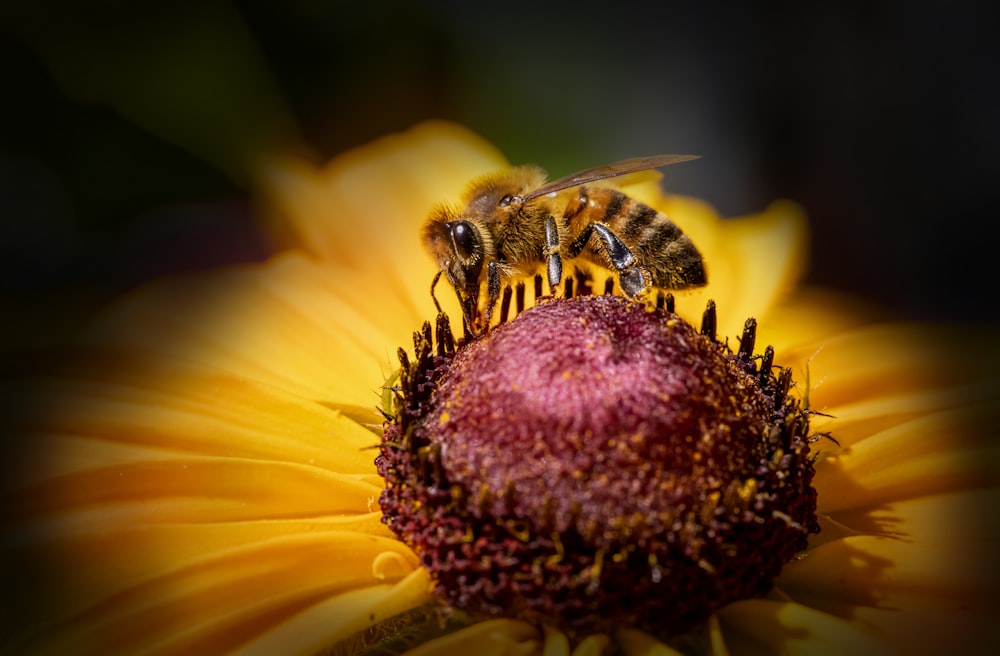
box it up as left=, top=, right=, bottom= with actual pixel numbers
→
left=444, top=267, right=476, bottom=338
left=568, top=223, right=647, bottom=297
left=483, top=261, right=501, bottom=329
left=544, top=215, right=563, bottom=293
left=430, top=269, right=445, bottom=314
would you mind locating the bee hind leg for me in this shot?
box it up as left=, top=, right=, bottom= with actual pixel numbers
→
left=568, top=222, right=647, bottom=297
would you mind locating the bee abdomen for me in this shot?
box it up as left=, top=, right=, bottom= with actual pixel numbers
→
left=568, top=187, right=707, bottom=291
left=606, top=191, right=705, bottom=290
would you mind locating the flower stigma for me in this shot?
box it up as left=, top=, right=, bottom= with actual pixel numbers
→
left=376, top=292, right=820, bottom=641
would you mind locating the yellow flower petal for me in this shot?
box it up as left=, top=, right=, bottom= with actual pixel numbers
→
left=717, top=600, right=893, bottom=655
left=616, top=629, right=685, bottom=656
left=8, top=355, right=381, bottom=484
left=236, top=568, right=433, bottom=655
left=656, top=195, right=809, bottom=338
left=774, top=524, right=999, bottom=654
left=814, top=400, right=998, bottom=513
left=7, top=531, right=420, bottom=654
left=400, top=619, right=541, bottom=656
left=849, top=604, right=1000, bottom=654
left=571, top=634, right=611, bottom=656
left=781, top=532, right=996, bottom=611
left=542, top=624, right=571, bottom=656
left=752, top=287, right=877, bottom=353
left=830, top=487, right=1000, bottom=544
left=785, top=322, right=1000, bottom=418
left=80, top=254, right=403, bottom=407
left=2, top=332, right=418, bottom=652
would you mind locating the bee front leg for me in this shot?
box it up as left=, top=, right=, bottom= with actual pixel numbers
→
left=568, top=223, right=647, bottom=297
left=430, top=269, right=445, bottom=314
left=544, top=215, right=563, bottom=293
left=443, top=267, right=477, bottom=338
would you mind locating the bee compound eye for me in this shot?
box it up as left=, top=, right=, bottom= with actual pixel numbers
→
left=448, top=221, right=480, bottom=261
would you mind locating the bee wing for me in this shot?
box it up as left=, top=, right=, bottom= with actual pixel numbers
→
left=520, top=154, right=701, bottom=201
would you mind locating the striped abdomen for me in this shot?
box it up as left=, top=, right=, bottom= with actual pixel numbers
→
left=563, top=187, right=707, bottom=290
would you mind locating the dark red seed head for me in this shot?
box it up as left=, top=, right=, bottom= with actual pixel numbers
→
left=377, top=294, right=818, bottom=639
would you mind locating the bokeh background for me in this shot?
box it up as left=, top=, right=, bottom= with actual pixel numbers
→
left=2, top=1, right=996, bottom=352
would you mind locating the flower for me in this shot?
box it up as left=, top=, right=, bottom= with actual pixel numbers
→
left=2, top=122, right=997, bottom=655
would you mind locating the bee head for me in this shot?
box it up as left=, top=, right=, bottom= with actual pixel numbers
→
left=423, top=206, right=494, bottom=296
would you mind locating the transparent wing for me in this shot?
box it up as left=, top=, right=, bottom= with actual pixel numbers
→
left=520, top=154, right=701, bottom=201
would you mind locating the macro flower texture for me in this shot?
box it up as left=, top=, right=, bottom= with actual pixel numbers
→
left=2, top=122, right=997, bottom=655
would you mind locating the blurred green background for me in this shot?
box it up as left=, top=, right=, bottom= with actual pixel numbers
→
left=1, top=0, right=996, bottom=350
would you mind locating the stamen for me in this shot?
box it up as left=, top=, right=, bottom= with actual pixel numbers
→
left=759, top=345, right=775, bottom=386
left=738, top=317, right=757, bottom=364
left=436, top=313, right=455, bottom=356
left=700, top=299, right=717, bottom=341
left=499, top=286, right=513, bottom=325
left=574, top=269, right=592, bottom=296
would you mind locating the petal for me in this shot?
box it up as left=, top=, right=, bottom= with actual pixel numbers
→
left=806, top=322, right=999, bottom=500
left=571, top=634, right=611, bottom=656
left=717, top=600, right=894, bottom=655
left=752, top=287, right=877, bottom=354
left=616, top=629, right=685, bottom=656
left=80, top=253, right=407, bottom=407
left=6, top=353, right=382, bottom=483
left=235, top=568, right=434, bottom=655
left=813, top=400, right=999, bottom=513
left=765, top=321, right=1000, bottom=512
left=5, top=527, right=423, bottom=654
left=399, top=619, right=541, bottom=656
left=542, top=625, right=570, bottom=656
left=775, top=524, right=999, bottom=654
left=780, top=531, right=997, bottom=611
left=1, top=341, right=428, bottom=652
left=654, top=195, right=809, bottom=340
left=783, top=323, right=1000, bottom=419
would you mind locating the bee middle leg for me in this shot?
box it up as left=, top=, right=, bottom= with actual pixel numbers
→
left=544, top=216, right=563, bottom=293
left=482, top=261, right=501, bottom=330
left=567, top=222, right=647, bottom=296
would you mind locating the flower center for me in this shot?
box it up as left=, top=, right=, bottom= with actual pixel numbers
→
left=377, top=294, right=818, bottom=639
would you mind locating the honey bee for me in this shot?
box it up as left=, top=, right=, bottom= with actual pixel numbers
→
left=423, top=154, right=707, bottom=333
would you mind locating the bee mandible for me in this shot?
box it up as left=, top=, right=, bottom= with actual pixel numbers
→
left=423, top=154, right=707, bottom=333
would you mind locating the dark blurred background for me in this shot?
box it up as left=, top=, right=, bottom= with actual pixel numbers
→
left=2, top=1, right=997, bottom=351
